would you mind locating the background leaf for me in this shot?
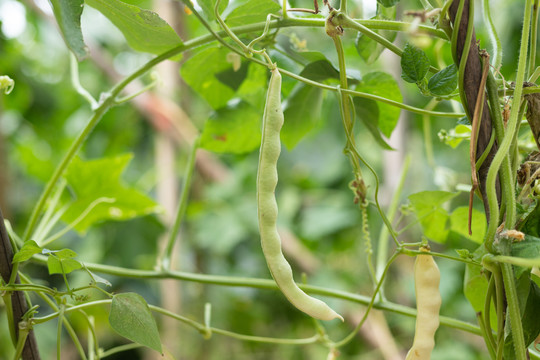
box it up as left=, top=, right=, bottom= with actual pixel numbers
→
left=85, top=0, right=183, bottom=55
left=109, top=293, right=162, bottom=353
left=281, top=84, right=323, bottom=150
left=225, top=0, right=281, bottom=28
left=49, top=0, right=87, bottom=60
left=450, top=206, right=486, bottom=244
left=200, top=101, right=262, bottom=153
left=409, top=191, right=458, bottom=243
left=62, top=154, right=161, bottom=233
left=355, top=5, right=396, bottom=64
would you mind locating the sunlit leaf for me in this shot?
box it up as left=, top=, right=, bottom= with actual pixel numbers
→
left=12, top=240, right=42, bottom=263
left=409, top=191, right=458, bottom=243
left=200, top=101, right=261, bottom=153
left=225, top=0, right=281, bottom=28
left=85, top=0, right=183, bottom=55
left=62, top=154, right=161, bottom=233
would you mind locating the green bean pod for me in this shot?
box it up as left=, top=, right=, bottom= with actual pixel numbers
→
left=406, top=248, right=441, bottom=359
left=257, top=67, right=343, bottom=322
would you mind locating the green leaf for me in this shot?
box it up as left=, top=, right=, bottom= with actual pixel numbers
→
left=408, top=191, right=458, bottom=243
left=450, top=206, right=486, bottom=244
left=355, top=6, right=396, bottom=64
left=47, top=249, right=82, bottom=275
left=428, top=64, right=458, bottom=96
left=237, top=62, right=268, bottom=109
left=12, top=240, right=42, bottom=263
left=377, top=0, right=400, bottom=7
left=83, top=266, right=112, bottom=286
left=353, top=97, right=394, bottom=150
left=354, top=72, right=402, bottom=138
left=62, top=154, right=161, bottom=233
left=281, top=84, right=323, bottom=150
left=518, top=201, right=540, bottom=237
left=200, top=101, right=261, bottom=153
left=299, top=60, right=340, bottom=82
left=85, top=0, right=183, bottom=55
left=225, top=0, right=281, bottom=28
left=181, top=47, right=240, bottom=109
left=401, top=43, right=430, bottom=83
left=511, top=235, right=540, bottom=277
left=198, top=0, right=229, bottom=20
left=49, top=0, right=87, bottom=60
left=463, top=246, right=497, bottom=329
left=109, top=293, right=162, bottom=353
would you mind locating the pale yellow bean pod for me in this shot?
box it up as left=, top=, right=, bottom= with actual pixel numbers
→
left=257, top=67, right=342, bottom=322
left=406, top=249, right=441, bottom=359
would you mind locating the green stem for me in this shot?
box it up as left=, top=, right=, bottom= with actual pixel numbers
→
left=375, top=155, right=411, bottom=296
left=477, top=311, right=497, bottom=360
left=485, top=0, right=533, bottom=247
left=499, top=252, right=526, bottom=359
left=160, top=138, right=200, bottom=270
left=529, top=0, right=540, bottom=78
left=22, top=98, right=114, bottom=241
left=333, top=251, right=400, bottom=347
left=57, top=304, right=65, bottom=360
left=483, top=276, right=498, bottom=357
left=29, top=254, right=480, bottom=334
left=12, top=323, right=29, bottom=360
left=482, top=0, right=503, bottom=70
left=336, top=13, right=441, bottom=73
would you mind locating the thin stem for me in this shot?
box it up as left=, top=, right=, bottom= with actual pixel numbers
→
left=23, top=98, right=114, bottom=242
left=482, top=0, right=503, bottom=70
left=529, top=0, right=540, bottom=78
left=57, top=304, right=65, bottom=360
left=375, top=155, right=411, bottom=296
left=12, top=323, right=30, bottom=360
left=500, top=257, right=526, bottom=359
left=160, top=138, right=200, bottom=270
left=422, top=99, right=438, bottom=168
left=70, top=54, right=98, bottom=109
left=333, top=251, right=400, bottom=347
left=28, top=254, right=481, bottom=334
left=477, top=311, right=497, bottom=360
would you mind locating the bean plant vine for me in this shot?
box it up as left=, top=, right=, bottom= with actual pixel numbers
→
left=2, top=0, right=540, bottom=359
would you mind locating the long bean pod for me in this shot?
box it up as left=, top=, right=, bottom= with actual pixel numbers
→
left=257, top=67, right=342, bottom=321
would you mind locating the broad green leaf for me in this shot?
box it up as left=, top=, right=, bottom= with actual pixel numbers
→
left=408, top=191, right=458, bottom=243
left=281, top=84, right=323, bottom=150
left=401, top=43, right=430, bottom=83
left=47, top=250, right=82, bottom=275
left=237, top=62, right=268, bottom=109
left=354, top=72, right=402, bottom=138
left=62, top=154, right=161, bottom=233
left=355, top=6, right=396, bottom=64
left=49, top=0, right=87, bottom=60
left=109, top=293, right=162, bottom=353
left=299, top=60, right=340, bottom=82
left=377, top=0, right=400, bottom=7
left=353, top=97, right=394, bottom=150
left=200, top=101, right=261, bottom=153
left=225, top=0, right=281, bottom=28
left=463, top=246, right=497, bottom=329
left=181, top=47, right=240, bottom=109
left=428, top=64, right=458, bottom=96
left=450, top=206, right=486, bottom=244
left=12, top=240, right=42, bottom=263
left=198, top=0, right=229, bottom=20
left=511, top=235, right=540, bottom=277
left=85, top=0, right=183, bottom=55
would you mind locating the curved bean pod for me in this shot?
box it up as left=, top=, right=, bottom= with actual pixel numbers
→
left=257, top=67, right=342, bottom=321
left=406, top=247, right=442, bottom=359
